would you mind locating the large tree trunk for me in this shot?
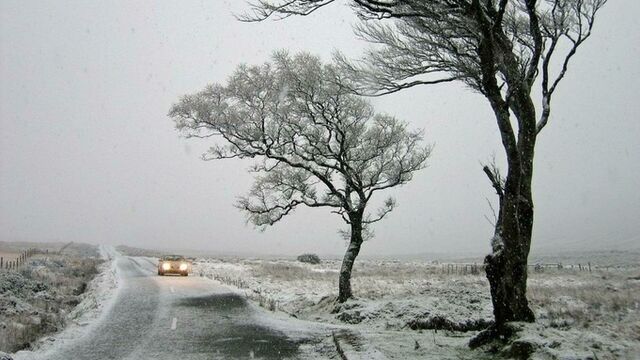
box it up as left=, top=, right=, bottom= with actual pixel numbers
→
left=338, top=213, right=364, bottom=303
left=485, top=226, right=535, bottom=327
left=484, top=99, right=537, bottom=331
left=472, top=142, right=536, bottom=348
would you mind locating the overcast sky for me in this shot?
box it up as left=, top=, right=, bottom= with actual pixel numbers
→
left=1, top=1, right=638, bottom=257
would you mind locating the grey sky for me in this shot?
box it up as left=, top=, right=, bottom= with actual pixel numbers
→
left=1, top=1, right=638, bottom=257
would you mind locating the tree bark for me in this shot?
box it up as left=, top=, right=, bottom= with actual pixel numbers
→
left=338, top=212, right=364, bottom=303
left=484, top=98, right=537, bottom=331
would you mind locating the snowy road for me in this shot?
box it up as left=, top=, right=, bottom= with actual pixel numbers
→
left=17, top=247, right=325, bottom=360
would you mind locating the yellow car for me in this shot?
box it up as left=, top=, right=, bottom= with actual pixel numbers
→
left=157, top=255, right=192, bottom=276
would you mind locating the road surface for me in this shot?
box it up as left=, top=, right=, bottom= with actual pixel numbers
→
left=18, top=248, right=328, bottom=360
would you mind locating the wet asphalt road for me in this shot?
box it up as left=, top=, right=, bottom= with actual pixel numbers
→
left=36, top=253, right=316, bottom=360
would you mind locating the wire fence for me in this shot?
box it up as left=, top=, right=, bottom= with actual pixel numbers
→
left=0, top=248, right=45, bottom=271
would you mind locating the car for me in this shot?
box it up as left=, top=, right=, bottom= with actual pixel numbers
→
left=157, top=255, right=192, bottom=276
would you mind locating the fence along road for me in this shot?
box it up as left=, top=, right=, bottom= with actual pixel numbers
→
left=0, top=248, right=38, bottom=270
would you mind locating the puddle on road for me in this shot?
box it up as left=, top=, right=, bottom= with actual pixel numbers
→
left=177, top=292, right=247, bottom=310
left=173, top=293, right=301, bottom=359
left=194, top=323, right=300, bottom=359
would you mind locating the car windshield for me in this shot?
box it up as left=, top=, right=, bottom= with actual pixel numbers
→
left=161, top=255, right=185, bottom=261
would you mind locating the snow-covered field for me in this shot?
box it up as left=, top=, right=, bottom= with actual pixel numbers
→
left=193, top=257, right=640, bottom=359
left=4, top=244, right=637, bottom=359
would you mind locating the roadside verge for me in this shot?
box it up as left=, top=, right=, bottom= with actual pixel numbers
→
left=12, top=245, right=121, bottom=360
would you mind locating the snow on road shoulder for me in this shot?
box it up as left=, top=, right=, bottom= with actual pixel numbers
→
left=193, top=260, right=351, bottom=359
left=195, top=260, right=330, bottom=337
left=13, top=245, right=122, bottom=360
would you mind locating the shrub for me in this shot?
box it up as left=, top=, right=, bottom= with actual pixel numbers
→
left=297, top=254, right=321, bottom=264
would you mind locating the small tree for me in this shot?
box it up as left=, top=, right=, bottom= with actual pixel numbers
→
left=169, top=52, right=430, bottom=302
left=241, top=0, right=608, bottom=338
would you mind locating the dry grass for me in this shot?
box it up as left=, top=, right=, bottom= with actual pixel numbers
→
left=197, top=258, right=640, bottom=358
left=247, top=259, right=485, bottom=285
left=528, top=269, right=640, bottom=341
left=1, top=312, right=65, bottom=353
left=250, top=261, right=337, bottom=281
left=0, top=253, right=102, bottom=352
left=0, top=242, right=98, bottom=258
left=196, top=258, right=493, bottom=323
left=352, top=260, right=482, bottom=278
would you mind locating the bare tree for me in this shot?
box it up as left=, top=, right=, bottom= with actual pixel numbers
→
left=241, top=0, right=608, bottom=340
left=169, top=52, right=430, bottom=303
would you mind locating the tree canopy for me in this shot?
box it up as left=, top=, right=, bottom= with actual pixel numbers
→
left=170, top=52, right=430, bottom=301
left=170, top=52, right=429, bottom=229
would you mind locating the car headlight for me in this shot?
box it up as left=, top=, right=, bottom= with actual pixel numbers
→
left=179, top=263, right=188, bottom=271
left=162, top=262, right=171, bottom=270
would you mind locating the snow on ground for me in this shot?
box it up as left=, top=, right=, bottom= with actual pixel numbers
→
left=193, top=257, right=640, bottom=359
left=193, top=258, right=493, bottom=328
left=193, top=258, right=494, bottom=359
left=523, top=269, right=640, bottom=359
left=6, top=246, right=637, bottom=359
left=12, top=245, right=120, bottom=360
left=0, top=243, right=107, bottom=355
